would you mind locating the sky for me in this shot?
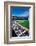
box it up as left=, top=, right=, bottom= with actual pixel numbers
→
left=10, top=7, right=30, bottom=17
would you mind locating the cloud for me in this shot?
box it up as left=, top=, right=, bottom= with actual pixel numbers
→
left=12, top=11, right=29, bottom=17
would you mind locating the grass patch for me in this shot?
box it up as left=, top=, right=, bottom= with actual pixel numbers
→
left=16, top=20, right=29, bottom=29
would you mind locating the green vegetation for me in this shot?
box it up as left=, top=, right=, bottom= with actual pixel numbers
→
left=16, top=20, right=29, bottom=29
